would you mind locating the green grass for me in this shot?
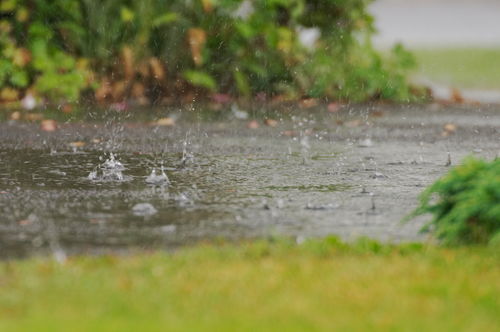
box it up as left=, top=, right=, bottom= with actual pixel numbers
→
left=413, top=48, right=500, bottom=90
left=1, top=237, right=499, bottom=331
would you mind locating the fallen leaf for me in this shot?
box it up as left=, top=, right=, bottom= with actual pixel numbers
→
left=18, top=219, right=32, bottom=226
left=281, top=130, right=297, bottom=137
left=300, top=98, right=318, bottom=109
left=270, top=95, right=287, bottom=104
left=10, top=111, right=21, bottom=120
left=69, top=141, right=86, bottom=148
left=41, top=119, right=57, bottom=132
left=25, top=113, right=43, bottom=121
left=443, top=123, right=457, bottom=133
left=247, top=120, right=259, bottom=129
left=264, top=119, right=278, bottom=127
left=156, top=117, right=175, bottom=126
left=327, top=102, right=340, bottom=113
left=344, top=120, right=362, bottom=128
left=371, top=110, right=384, bottom=117
left=451, top=88, right=464, bottom=103
left=61, top=104, right=73, bottom=113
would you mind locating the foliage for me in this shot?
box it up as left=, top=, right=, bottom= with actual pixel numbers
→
left=408, top=157, right=500, bottom=245
left=0, top=0, right=417, bottom=104
left=0, top=0, right=91, bottom=101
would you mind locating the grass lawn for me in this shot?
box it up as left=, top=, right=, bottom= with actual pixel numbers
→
left=413, top=48, right=500, bottom=90
left=0, top=237, right=499, bottom=331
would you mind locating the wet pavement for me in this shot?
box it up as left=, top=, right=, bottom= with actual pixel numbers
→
left=0, top=104, right=499, bottom=258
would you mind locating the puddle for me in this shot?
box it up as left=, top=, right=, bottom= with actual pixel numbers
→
left=1, top=104, right=498, bottom=258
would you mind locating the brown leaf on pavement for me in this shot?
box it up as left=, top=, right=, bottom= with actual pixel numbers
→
left=156, top=117, right=175, bottom=126
left=264, top=119, right=278, bottom=127
left=442, top=123, right=457, bottom=137
left=10, top=111, right=21, bottom=120
left=69, top=141, right=86, bottom=148
left=62, top=104, right=73, bottom=113
left=299, top=98, right=318, bottom=109
left=451, top=88, right=464, bottom=103
left=247, top=120, right=259, bottom=129
left=327, top=102, right=340, bottom=113
left=41, top=119, right=57, bottom=132
left=281, top=130, right=297, bottom=137
left=443, top=123, right=457, bottom=133
left=344, top=119, right=362, bottom=128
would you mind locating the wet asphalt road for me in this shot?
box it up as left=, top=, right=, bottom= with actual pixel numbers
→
left=0, top=104, right=498, bottom=258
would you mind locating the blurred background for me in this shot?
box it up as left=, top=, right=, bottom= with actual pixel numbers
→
left=372, top=0, right=500, bottom=102
left=0, top=0, right=499, bottom=109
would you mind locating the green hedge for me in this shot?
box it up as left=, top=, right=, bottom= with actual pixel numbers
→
left=408, top=157, right=500, bottom=245
left=0, top=0, right=417, bottom=103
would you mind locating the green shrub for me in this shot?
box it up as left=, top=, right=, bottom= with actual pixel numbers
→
left=0, top=0, right=417, bottom=103
left=0, top=0, right=91, bottom=102
left=408, top=157, right=500, bottom=245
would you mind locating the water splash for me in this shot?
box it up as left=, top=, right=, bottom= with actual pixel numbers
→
left=145, top=166, right=170, bottom=186
left=88, top=153, right=126, bottom=182
left=132, top=203, right=158, bottom=217
left=180, top=132, right=195, bottom=167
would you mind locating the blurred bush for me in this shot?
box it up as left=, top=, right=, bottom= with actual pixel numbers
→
left=0, top=0, right=417, bottom=105
left=408, top=157, right=500, bottom=245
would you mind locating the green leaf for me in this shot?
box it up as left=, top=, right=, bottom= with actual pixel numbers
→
left=152, top=13, right=178, bottom=27
left=10, top=70, right=28, bottom=87
left=120, top=7, right=135, bottom=23
left=183, top=70, right=217, bottom=91
left=0, top=59, right=13, bottom=84
left=0, top=0, right=17, bottom=12
left=233, top=69, right=250, bottom=97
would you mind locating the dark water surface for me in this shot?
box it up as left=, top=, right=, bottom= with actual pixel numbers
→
left=0, top=105, right=498, bottom=258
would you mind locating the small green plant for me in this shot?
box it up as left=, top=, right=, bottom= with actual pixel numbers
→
left=408, top=157, right=500, bottom=245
